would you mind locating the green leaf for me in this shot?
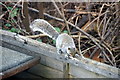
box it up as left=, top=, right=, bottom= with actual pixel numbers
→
left=7, top=7, right=12, bottom=10
left=17, top=30, right=21, bottom=33
left=63, top=30, right=68, bottom=33
left=36, top=38, right=42, bottom=42
left=55, top=27, right=61, bottom=33
left=10, top=28, right=21, bottom=33
left=11, top=19, right=17, bottom=23
left=5, top=23, right=11, bottom=27
left=11, top=28, right=16, bottom=32
left=53, top=40, right=56, bottom=45
left=9, top=8, right=18, bottom=18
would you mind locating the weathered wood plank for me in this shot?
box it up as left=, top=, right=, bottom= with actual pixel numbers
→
left=2, top=58, right=39, bottom=79
left=40, top=54, right=63, bottom=71
left=70, top=64, right=106, bottom=78
left=1, top=46, right=33, bottom=72
left=0, top=46, right=40, bottom=79
left=0, top=30, right=119, bottom=78
left=2, top=41, right=63, bottom=72
left=28, top=64, right=64, bottom=78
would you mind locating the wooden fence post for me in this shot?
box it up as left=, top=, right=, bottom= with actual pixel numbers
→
left=37, top=2, right=44, bottom=19
left=0, top=3, right=2, bottom=28
left=23, top=1, right=31, bottom=33
left=63, top=63, right=70, bottom=78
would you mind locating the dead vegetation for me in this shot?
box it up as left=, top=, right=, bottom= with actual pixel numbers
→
left=0, top=1, right=120, bottom=68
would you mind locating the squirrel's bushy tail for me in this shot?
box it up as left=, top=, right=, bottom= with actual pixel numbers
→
left=30, top=19, right=59, bottom=40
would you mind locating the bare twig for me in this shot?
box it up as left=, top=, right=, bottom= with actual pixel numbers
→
left=51, top=0, right=70, bottom=34
left=21, top=0, right=25, bottom=18
left=26, top=34, right=47, bottom=38
left=86, top=2, right=92, bottom=21
left=78, top=32, right=84, bottom=58
left=68, top=18, right=114, bottom=66
left=115, top=53, right=120, bottom=59
left=81, top=45, right=96, bottom=55
left=0, top=2, right=10, bottom=19
left=102, top=11, right=107, bottom=39
left=82, top=11, right=108, bottom=31
left=64, top=9, right=98, bottom=16
left=97, top=4, right=105, bottom=38
left=75, top=16, right=79, bottom=26
left=71, top=35, right=87, bottom=38
left=89, top=47, right=99, bottom=59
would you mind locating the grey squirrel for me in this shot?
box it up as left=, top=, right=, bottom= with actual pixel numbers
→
left=30, top=19, right=76, bottom=59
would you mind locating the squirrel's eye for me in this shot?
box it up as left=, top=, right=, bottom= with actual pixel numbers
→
left=68, top=48, right=71, bottom=50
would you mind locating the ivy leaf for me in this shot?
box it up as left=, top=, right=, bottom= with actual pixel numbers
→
left=63, top=30, right=68, bottom=34
left=5, top=23, right=11, bottom=27
left=11, top=19, right=17, bottom=23
left=10, top=28, right=17, bottom=32
left=9, top=8, right=18, bottom=18
left=10, top=28, right=21, bottom=33
left=53, top=40, right=56, bottom=45
left=36, top=38, right=42, bottom=42
left=7, top=7, right=12, bottom=10
left=55, top=27, right=61, bottom=33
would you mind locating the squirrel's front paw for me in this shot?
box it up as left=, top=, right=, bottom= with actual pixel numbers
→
left=65, top=54, right=72, bottom=60
left=68, top=56, right=73, bottom=59
left=64, top=55, right=69, bottom=60
left=58, top=49, right=64, bottom=54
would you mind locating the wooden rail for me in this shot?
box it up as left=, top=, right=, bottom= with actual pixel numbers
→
left=22, top=1, right=31, bottom=33
left=0, top=29, right=119, bottom=78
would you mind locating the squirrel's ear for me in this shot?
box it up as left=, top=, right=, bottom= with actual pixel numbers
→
left=73, top=48, right=76, bottom=50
